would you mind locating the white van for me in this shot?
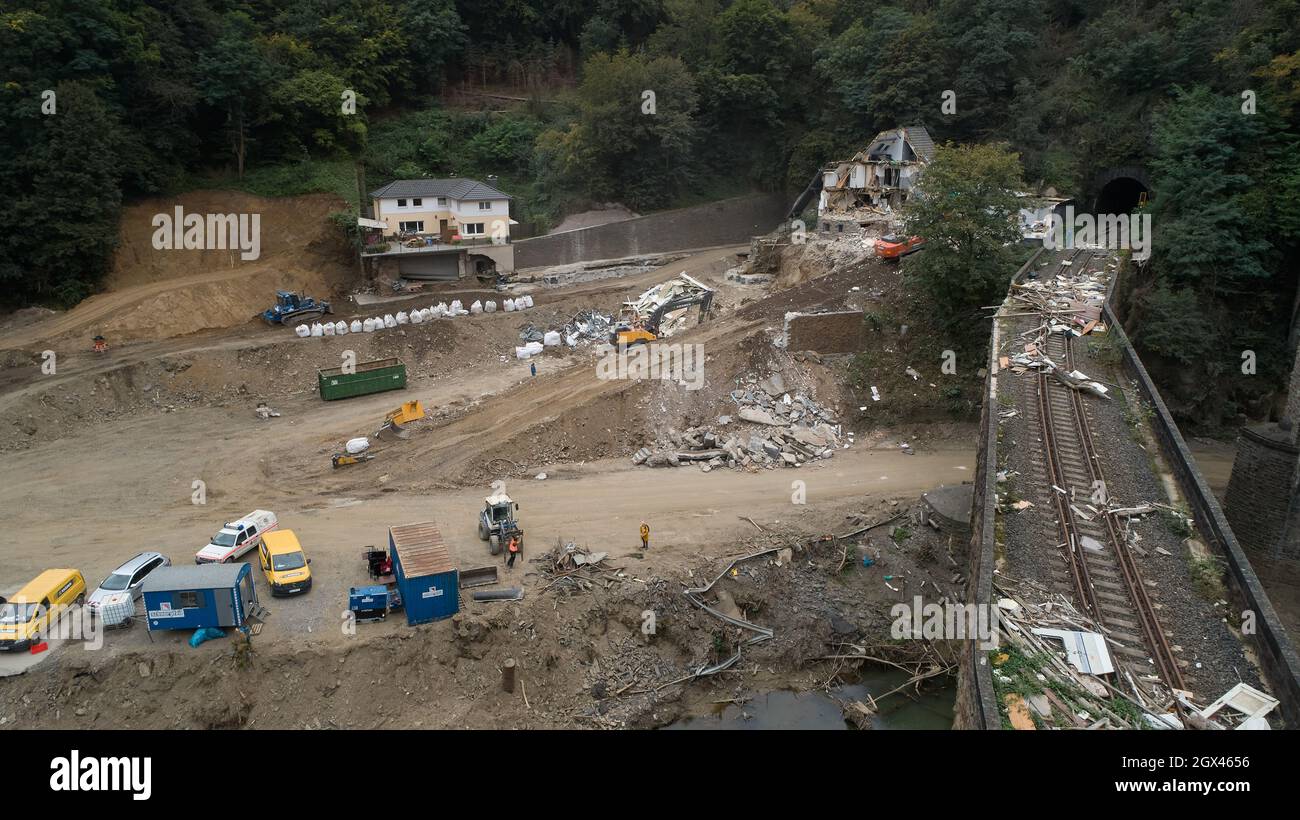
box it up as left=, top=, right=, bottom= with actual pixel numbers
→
left=195, top=510, right=278, bottom=564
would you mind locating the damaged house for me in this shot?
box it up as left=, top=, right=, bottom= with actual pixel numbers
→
left=818, top=126, right=935, bottom=235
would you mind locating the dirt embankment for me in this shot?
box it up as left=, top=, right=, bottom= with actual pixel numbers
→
left=0, top=191, right=354, bottom=350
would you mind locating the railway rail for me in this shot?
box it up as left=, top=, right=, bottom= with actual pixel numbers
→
left=1029, top=250, right=1186, bottom=693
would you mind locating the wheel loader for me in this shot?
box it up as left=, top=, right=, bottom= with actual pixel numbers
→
left=478, top=492, right=522, bottom=556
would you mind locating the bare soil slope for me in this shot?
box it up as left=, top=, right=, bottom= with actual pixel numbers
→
left=0, top=191, right=353, bottom=349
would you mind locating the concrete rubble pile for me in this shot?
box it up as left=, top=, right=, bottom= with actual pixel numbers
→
left=517, top=309, right=614, bottom=350
left=632, top=372, right=850, bottom=471
left=561, top=309, right=614, bottom=346
left=624, top=273, right=712, bottom=338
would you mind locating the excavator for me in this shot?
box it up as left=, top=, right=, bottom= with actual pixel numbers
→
left=610, top=290, right=714, bottom=347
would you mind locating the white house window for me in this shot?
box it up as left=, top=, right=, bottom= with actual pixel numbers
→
left=478, top=201, right=491, bottom=210
left=438, top=197, right=447, bottom=207
left=399, top=220, right=424, bottom=233
left=397, top=198, right=407, bottom=207
left=412, top=198, right=422, bottom=206
left=462, top=223, right=485, bottom=235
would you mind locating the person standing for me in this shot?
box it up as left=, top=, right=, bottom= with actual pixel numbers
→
left=639, top=521, right=650, bottom=551
left=530, top=361, right=537, bottom=377
left=506, top=534, right=520, bottom=571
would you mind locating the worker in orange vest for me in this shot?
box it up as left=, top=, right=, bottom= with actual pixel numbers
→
left=639, top=521, right=650, bottom=551
left=506, top=534, right=520, bottom=571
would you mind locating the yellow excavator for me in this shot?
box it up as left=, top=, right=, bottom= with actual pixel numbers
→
left=331, top=400, right=426, bottom=468
left=610, top=291, right=714, bottom=347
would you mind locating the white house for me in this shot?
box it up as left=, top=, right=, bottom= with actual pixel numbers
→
left=363, top=177, right=517, bottom=279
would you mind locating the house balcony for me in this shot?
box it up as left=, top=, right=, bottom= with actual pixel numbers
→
left=362, top=235, right=511, bottom=256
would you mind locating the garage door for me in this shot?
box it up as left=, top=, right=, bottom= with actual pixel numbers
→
left=398, top=253, right=460, bottom=281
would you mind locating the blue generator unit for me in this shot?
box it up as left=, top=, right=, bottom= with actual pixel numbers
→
left=389, top=522, right=458, bottom=625
left=142, top=563, right=259, bottom=632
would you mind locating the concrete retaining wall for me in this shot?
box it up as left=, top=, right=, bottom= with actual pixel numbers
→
left=1103, top=298, right=1300, bottom=726
left=954, top=247, right=1043, bottom=730
left=514, top=193, right=788, bottom=269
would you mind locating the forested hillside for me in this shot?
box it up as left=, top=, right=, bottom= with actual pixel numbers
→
left=2, top=0, right=1298, bottom=425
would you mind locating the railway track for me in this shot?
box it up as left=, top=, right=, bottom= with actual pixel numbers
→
left=1029, top=251, right=1186, bottom=692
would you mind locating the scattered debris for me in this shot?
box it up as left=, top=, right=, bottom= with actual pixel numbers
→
left=633, top=380, right=845, bottom=471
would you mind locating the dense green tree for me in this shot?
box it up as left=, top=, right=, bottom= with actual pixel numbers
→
left=0, top=82, right=124, bottom=304
left=901, top=143, right=1027, bottom=319
left=197, top=12, right=278, bottom=176
left=538, top=50, right=697, bottom=210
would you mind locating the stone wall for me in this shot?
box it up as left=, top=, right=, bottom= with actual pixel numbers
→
left=1225, top=426, right=1300, bottom=557
left=514, top=192, right=788, bottom=269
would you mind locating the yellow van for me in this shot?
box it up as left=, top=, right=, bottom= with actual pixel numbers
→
left=258, top=530, right=312, bottom=596
left=0, top=569, right=86, bottom=651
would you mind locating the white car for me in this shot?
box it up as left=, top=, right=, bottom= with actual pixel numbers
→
left=195, top=510, right=278, bottom=564
left=86, top=552, right=170, bottom=626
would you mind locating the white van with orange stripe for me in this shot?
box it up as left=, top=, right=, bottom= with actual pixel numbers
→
left=195, top=510, right=278, bottom=564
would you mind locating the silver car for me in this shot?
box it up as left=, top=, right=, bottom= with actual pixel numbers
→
left=87, top=552, right=170, bottom=625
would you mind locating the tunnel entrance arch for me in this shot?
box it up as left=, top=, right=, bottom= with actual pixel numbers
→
left=1092, top=166, right=1151, bottom=214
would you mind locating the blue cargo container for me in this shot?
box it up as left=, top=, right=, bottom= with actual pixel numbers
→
left=389, top=523, right=458, bottom=625
left=142, top=564, right=258, bottom=632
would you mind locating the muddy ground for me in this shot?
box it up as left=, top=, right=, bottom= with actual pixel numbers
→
left=1, top=217, right=977, bottom=729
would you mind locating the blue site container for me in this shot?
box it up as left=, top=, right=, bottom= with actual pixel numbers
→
left=389, top=523, right=458, bottom=625
left=142, top=563, right=258, bottom=632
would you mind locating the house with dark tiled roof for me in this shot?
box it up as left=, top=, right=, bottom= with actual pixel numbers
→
left=362, top=177, right=517, bottom=279
left=817, top=126, right=934, bottom=235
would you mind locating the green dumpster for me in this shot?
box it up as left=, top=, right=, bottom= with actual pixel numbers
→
left=318, top=358, right=407, bottom=401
